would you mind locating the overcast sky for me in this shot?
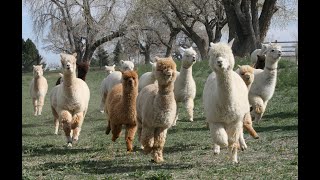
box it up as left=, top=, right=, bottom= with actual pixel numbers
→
left=22, top=2, right=298, bottom=66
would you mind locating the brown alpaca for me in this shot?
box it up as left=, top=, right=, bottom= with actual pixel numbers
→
left=105, top=70, right=139, bottom=152
left=253, top=54, right=265, bottom=69
left=136, top=57, right=177, bottom=163
left=77, top=62, right=90, bottom=81
left=236, top=65, right=259, bottom=139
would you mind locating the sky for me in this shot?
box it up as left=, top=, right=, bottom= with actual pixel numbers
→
left=22, top=2, right=297, bottom=66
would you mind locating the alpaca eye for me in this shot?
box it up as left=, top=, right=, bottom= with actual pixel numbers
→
left=271, top=50, right=274, bottom=52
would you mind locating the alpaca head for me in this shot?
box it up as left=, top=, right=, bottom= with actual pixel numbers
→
left=120, top=60, right=134, bottom=71
left=121, top=70, right=139, bottom=90
left=154, top=56, right=177, bottom=85
left=60, top=52, right=77, bottom=74
left=265, top=44, right=282, bottom=62
left=260, top=42, right=271, bottom=55
left=208, top=39, right=235, bottom=72
left=237, top=65, right=255, bottom=86
left=33, top=65, right=44, bottom=77
left=150, top=60, right=158, bottom=74
left=180, top=46, right=197, bottom=68
left=105, top=65, right=115, bottom=76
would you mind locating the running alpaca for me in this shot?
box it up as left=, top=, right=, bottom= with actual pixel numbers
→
left=250, top=43, right=271, bottom=65
left=173, top=46, right=197, bottom=125
left=203, top=39, right=249, bottom=163
left=137, top=57, right=177, bottom=163
left=29, top=65, right=48, bottom=116
left=99, top=65, right=116, bottom=113
left=249, top=44, right=282, bottom=123
left=253, top=55, right=266, bottom=69
left=105, top=70, right=139, bottom=152
left=50, top=53, right=90, bottom=147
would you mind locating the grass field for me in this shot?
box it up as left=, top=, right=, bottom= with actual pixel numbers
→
left=22, top=58, right=298, bottom=179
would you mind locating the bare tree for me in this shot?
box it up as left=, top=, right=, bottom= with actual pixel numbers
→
left=24, top=0, right=134, bottom=77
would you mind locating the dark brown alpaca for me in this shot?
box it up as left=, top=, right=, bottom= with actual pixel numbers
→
left=77, top=62, right=90, bottom=81
left=253, top=54, right=265, bottom=69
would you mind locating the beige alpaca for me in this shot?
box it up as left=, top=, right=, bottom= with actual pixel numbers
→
left=29, top=65, right=48, bottom=116
left=50, top=53, right=90, bottom=147
left=137, top=57, right=177, bottom=163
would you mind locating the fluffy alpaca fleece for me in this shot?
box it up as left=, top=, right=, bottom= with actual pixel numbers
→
left=203, top=39, right=250, bottom=163
left=29, top=65, right=48, bottom=116
left=253, top=55, right=266, bottom=69
left=250, top=43, right=271, bottom=65
left=55, top=73, right=64, bottom=85
left=98, top=65, right=116, bottom=112
left=50, top=52, right=90, bottom=147
left=104, top=65, right=116, bottom=75
left=235, top=65, right=259, bottom=139
left=249, top=44, right=282, bottom=123
left=173, top=47, right=197, bottom=125
left=105, top=70, right=139, bottom=152
left=138, top=61, right=157, bottom=92
left=136, top=57, right=177, bottom=163
left=99, top=60, right=135, bottom=113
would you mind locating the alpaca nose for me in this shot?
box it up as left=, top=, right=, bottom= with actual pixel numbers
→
left=217, top=60, right=222, bottom=66
left=192, top=57, right=196, bottom=62
left=245, top=75, right=250, bottom=80
left=278, top=51, right=282, bottom=56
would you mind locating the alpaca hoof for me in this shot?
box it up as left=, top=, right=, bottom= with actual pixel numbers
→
left=100, top=110, right=104, bottom=113
left=54, top=132, right=58, bottom=135
left=105, top=128, right=111, bottom=135
left=240, top=144, right=247, bottom=151
left=254, top=136, right=259, bottom=139
left=66, top=143, right=72, bottom=147
left=213, top=149, right=220, bottom=155
left=189, top=118, right=193, bottom=122
left=232, top=160, right=239, bottom=164
left=140, top=145, right=144, bottom=150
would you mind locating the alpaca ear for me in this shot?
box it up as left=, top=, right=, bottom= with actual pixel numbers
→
left=33, top=65, right=36, bottom=68
left=59, top=73, right=63, bottom=77
left=120, top=60, right=124, bottom=64
left=237, top=65, right=241, bottom=68
left=112, top=64, right=116, bottom=68
left=40, top=64, right=43, bottom=68
left=228, top=38, right=235, bottom=47
left=154, top=56, right=160, bottom=62
left=150, top=61, right=154, bottom=65
left=210, top=42, right=215, bottom=47
left=72, top=52, right=77, bottom=57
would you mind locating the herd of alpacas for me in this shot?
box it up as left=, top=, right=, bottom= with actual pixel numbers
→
left=29, top=40, right=282, bottom=163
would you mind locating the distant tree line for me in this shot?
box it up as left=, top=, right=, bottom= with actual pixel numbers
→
left=22, top=38, right=46, bottom=72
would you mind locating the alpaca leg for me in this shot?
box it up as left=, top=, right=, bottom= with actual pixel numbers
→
left=137, top=117, right=144, bottom=149
left=60, top=110, right=73, bottom=147
left=125, top=124, right=137, bottom=152
left=254, top=99, right=267, bottom=123
left=172, top=103, right=179, bottom=126
left=99, top=92, right=107, bottom=113
left=243, top=112, right=259, bottom=139
left=32, top=98, right=37, bottom=116
left=51, top=106, right=59, bottom=135
left=226, top=121, right=242, bottom=163
left=208, top=122, right=228, bottom=155
left=106, top=119, right=111, bottom=135
left=111, top=124, right=122, bottom=142
left=38, top=96, right=45, bottom=115
left=249, top=95, right=263, bottom=122
left=151, top=128, right=167, bottom=163
left=239, top=128, right=247, bottom=151
left=184, top=98, right=194, bottom=122
left=71, top=112, right=84, bottom=142
left=140, top=126, right=155, bottom=154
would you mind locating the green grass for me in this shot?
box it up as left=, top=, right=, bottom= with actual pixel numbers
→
left=22, top=58, right=298, bottom=179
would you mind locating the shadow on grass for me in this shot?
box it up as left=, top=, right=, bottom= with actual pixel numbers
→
left=169, top=126, right=208, bottom=134
left=254, top=124, right=297, bottom=132
left=22, top=133, right=53, bottom=137
left=164, top=143, right=199, bottom=154
left=40, top=160, right=193, bottom=174
left=263, top=111, right=297, bottom=119
left=23, top=144, right=99, bottom=157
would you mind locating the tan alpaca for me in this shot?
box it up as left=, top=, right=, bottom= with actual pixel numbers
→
left=29, top=65, right=48, bottom=116
left=105, top=70, right=139, bottom=152
left=137, top=57, right=177, bottom=163
left=50, top=53, right=90, bottom=147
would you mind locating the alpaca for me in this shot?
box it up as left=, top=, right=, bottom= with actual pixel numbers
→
left=203, top=39, right=250, bottom=163
left=250, top=43, right=270, bottom=65
left=98, top=65, right=116, bottom=113
left=100, top=60, right=135, bottom=113
left=50, top=52, right=90, bottom=147
left=253, top=55, right=266, bottom=69
left=105, top=70, right=139, bottom=152
left=136, top=57, right=177, bottom=163
left=249, top=44, right=282, bottom=123
left=55, top=73, right=63, bottom=85
left=235, top=65, right=259, bottom=139
left=173, top=46, right=197, bottom=125
left=138, top=61, right=157, bottom=92
left=29, top=65, right=48, bottom=116
left=76, top=61, right=90, bottom=81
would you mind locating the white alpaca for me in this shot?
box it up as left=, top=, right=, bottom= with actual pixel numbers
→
left=250, top=43, right=271, bottom=65
left=249, top=44, right=282, bottom=123
left=50, top=53, right=90, bottom=147
left=99, top=65, right=116, bottom=113
left=99, top=60, right=134, bottom=113
left=138, top=61, right=157, bottom=92
left=203, top=39, right=250, bottom=163
left=173, top=46, right=197, bottom=125
left=29, top=65, right=48, bottom=116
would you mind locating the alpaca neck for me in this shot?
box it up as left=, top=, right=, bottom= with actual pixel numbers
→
left=264, top=57, right=278, bottom=76
left=33, top=75, right=41, bottom=91
left=63, top=72, right=77, bottom=87
left=122, top=86, right=138, bottom=116
left=179, top=65, right=193, bottom=81
left=215, top=70, right=234, bottom=102
left=158, top=83, right=174, bottom=95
